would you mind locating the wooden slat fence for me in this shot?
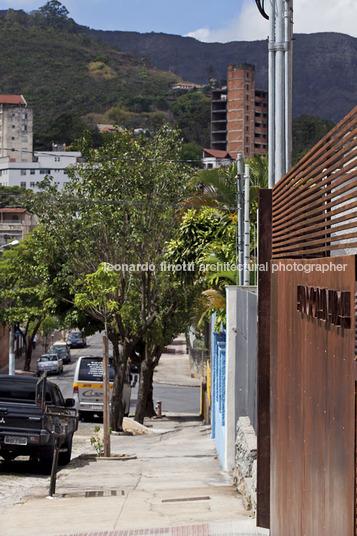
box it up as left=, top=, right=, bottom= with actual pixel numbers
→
left=272, top=106, right=357, bottom=258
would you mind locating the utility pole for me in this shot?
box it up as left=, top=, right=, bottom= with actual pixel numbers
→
left=102, top=329, right=110, bottom=457
left=256, top=0, right=294, bottom=187
left=9, top=323, right=15, bottom=376
left=243, top=164, right=251, bottom=286
left=236, top=153, right=244, bottom=285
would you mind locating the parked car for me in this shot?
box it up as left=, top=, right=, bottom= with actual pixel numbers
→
left=73, top=356, right=130, bottom=419
left=37, top=354, right=63, bottom=376
left=0, top=375, right=77, bottom=471
left=49, top=342, right=71, bottom=364
left=67, top=331, right=87, bottom=348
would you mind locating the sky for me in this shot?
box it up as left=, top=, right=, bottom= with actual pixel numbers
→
left=2, top=0, right=357, bottom=42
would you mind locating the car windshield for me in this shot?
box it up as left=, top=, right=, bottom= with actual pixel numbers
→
left=69, top=332, right=82, bottom=338
left=51, top=347, right=66, bottom=354
left=40, top=355, right=57, bottom=362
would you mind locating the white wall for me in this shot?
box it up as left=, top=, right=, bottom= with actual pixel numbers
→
left=0, top=151, right=82, bottom=191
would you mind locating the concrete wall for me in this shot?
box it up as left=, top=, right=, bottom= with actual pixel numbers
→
left=225, top=286, right=257, bottom=472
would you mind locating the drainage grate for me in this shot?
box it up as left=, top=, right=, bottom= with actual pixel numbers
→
left=162, top=496, right=211, bottom=503
left=58, top=489, right=125, bottom=498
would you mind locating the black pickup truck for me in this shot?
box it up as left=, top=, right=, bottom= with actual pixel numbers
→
left=0, top=375, right=77, bottom=470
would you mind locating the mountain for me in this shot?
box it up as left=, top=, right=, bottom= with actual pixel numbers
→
left=0, top=9, right=181, bottom=138
left=86, top=29, right=357, bottom=123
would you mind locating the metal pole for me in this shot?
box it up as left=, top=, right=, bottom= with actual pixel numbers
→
left=49, top=437, right=60, bottom=497
left=275, top=0, right=285, bottom=183
left=102, top=332, right=110, bottom=457
left=268, top=0, right=276, bottom=189
left=244, top=164, right=250, bottom=286
left=9, top=322, right=15, bottom=375
left=284, top=0, right=293, bottom=173
left=236, top=153, right=244, bottom=285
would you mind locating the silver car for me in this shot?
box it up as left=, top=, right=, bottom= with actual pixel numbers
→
left=37, top=353, right=63, bottom=376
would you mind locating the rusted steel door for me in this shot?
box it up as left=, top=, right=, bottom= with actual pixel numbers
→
left=270, top=256, right=355, bottom=536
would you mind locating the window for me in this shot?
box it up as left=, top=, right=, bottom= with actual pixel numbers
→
left=21, top=125, right=27, bottom=132
left=12, top=125, right=15, bottom=129
left=30, top=170, right=35, bottom=175
left=21, top=136, right=28, bottom=142
left=54, top=156, right=60, bottom=162
left=11, top=137, right=15, bottom=140
left=30, top=182, right=36, bottom=187
left=20, top=170, right=26, bottom=176
left=21, top=113, right=28, bottom=120
left=20, top=182, right=26, bottom=188
left=40, top=169, right=51, bottom=175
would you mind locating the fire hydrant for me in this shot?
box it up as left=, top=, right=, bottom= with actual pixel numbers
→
left=156, top=401, right=162, bottom=418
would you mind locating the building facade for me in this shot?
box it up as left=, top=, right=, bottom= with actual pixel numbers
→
left=0, top=207, right=37, bottom=246
left=0, top=95, right=33, bottom=163
left=210, top=64, right=268, bottom=160
left=0, top=150, right=82, bottom=191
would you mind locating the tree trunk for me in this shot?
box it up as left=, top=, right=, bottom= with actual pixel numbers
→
left=23, top=320, right=41, bottom=372
left=144, top=366, right=156, bottom=418
left=135, top=360, right=155, bottom=424
left=108, top=331, right=130, bottom=431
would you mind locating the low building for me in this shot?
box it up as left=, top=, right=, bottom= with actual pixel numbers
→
left=0, top=150, right=82, bottom=191
left=202, top=148, right=233, bottom=169
left=0, top=207, right=37, bottom=246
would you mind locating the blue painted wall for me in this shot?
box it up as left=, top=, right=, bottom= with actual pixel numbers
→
left=211, top=325, right=226, bottom=468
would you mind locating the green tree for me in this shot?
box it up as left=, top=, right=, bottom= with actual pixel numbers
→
left=292, top=115, right=335, bottom=165
left=35, top=113, right=102, bottom=150
left=29, top=127, right=192, bottom=430
left=38, top=1, right=69, bottom=23
left=171, top=92, right=211, bottom=146
left=0, top=230, right=62, bottom=370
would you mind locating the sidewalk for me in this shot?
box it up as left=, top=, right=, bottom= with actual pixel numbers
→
left=0, top=336, right=269, bottom=536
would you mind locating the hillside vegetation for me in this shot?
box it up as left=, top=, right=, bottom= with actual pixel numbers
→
left=0, top=8, right=181, bottom=144
left=88, top=28, right=357, bottom=123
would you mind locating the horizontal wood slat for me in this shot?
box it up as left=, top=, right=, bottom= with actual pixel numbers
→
left=272, top=105, right=357, bottom=259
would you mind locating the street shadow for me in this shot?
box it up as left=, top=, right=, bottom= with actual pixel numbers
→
left=0, top=457, right=52, bottom=477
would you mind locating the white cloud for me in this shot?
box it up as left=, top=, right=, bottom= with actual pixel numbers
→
left=186, top=0, right=357, bottom=43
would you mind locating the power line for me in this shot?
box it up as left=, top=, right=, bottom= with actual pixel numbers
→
left=0, top=147, right=204, bottom=164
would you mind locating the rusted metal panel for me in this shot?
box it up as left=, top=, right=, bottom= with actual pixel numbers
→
left=257, top=189, right=272, bottom=529
left=270, top=256, right=355, bottom=536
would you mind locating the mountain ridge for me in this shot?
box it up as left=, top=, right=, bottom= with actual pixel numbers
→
left=85, top=28, right=357, bottom=123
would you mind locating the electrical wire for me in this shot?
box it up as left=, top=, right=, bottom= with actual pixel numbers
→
left=0, top=146, right=204, bottom=163
left=255, top=0, right=269, bottom=19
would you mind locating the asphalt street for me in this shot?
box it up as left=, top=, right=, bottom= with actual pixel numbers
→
left=51, top=332, right=200, bottom=415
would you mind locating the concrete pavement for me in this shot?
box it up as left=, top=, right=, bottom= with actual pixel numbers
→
left=0, top=336, right=269, bottom=536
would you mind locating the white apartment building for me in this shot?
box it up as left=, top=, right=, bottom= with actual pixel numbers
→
left=0, top=95, right=33, bottom=163
left=0, top=150, right=83, bottom=191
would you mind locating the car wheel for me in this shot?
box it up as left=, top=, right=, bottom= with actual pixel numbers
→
left=58, top=435, right=73, bottom=466
left=1, top=451, right=16, bottom=462
left=38, top=442, right=54, bottom=474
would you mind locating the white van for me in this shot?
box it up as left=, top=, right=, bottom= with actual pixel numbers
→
left=73, top=356, right=131, bottom=419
